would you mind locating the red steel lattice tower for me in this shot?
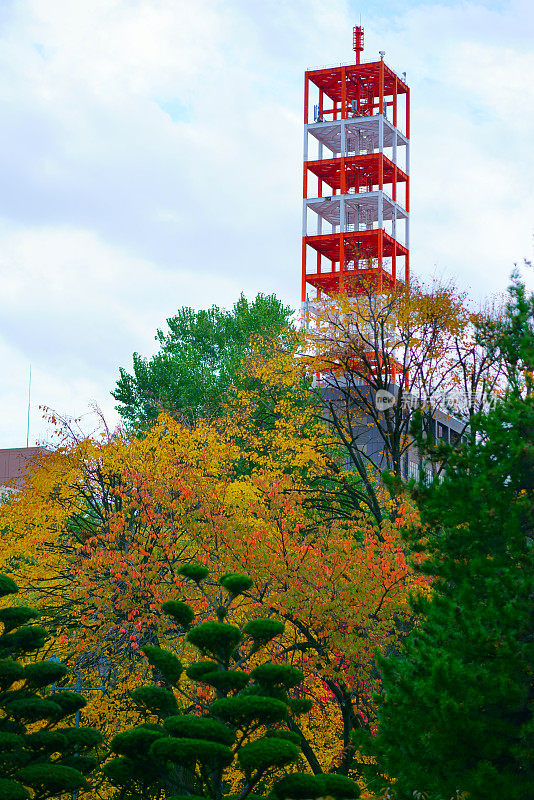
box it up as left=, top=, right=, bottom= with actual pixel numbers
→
left=301, top=26, right=410, bottom=303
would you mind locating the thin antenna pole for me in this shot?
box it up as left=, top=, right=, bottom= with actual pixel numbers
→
left=26, top=365, right=31, bottom=447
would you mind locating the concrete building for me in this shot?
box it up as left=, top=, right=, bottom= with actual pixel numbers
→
left=0, top=447, right=49, bottom=498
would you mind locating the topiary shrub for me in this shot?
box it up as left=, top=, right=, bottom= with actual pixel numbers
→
left=177, top=562, right=209, bottom=584
left=219, top=573, right=253, bottom=597
left=0, top=573, right=103, bottom=799
left=104, top=568, right=325, bottom=800
left=273, top=771, right=360, bottom=800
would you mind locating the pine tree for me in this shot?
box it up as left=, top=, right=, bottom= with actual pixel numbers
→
left=104, top=566, right=360, bottom=800
left=362, top=276, right=534, bottom=800
left=0, top=573, right=103, bottom=800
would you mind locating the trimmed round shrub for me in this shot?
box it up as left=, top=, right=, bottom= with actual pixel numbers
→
left=164, top=715, right=235, bottom=745
left=187, top=623, right=241, bottom=660
left=242, top=618, right=284, bottom=643
left=316, top=774, right=360, bottom=799
left=186, top=660, right=219, bottom=680
left=111, top=726, right=165, bottom=758
left=219, top=574, right=254, bottom=596
left=265, top=729, right=302, bottom=746
left=131, top=685, right=178, bottom=716
left=211, top=696, right=288, bottom=725
left=60, top=755, right=98, bottom=775
left=1, top=626, right=46, bottom=657
left=167, top=795, right=207, bottom=800
left=224, top=795, right=265, bottom=800
left=142, top=646, right=183, bottom=686
left=104, top=753, right=162, bottom=785
left=0, top=660, right=24, bottom=690
left=47, top=691, right=86, bottom=720
left=177, top=563, right=209, bottom=583
left=0, top=608, right=38, bottom=634
left=58, top=727, right=103, bottom=751
left=15, top=764, right=87, bottom=794
left=104, top=756, right=138, bottom=784
left=0, top=575, right=18, bottom=597
left=0, top=732, right=24, bottom=752
left=238, top=736, right=299, bottom=773
left=23, top=660, right=67, bottom=688
left=202, top=670, right=249, bottom=693
left=150, top=737, right=234, bottom=767
left=25, top=731, right=67, bottom=753
left=251, top=663, right=304, bottom=689
left=167, top=796, right=207, bottom=800
left=289, top=697, right=313, bottom=714
left=5, top=698, right=62, bottom=723
left=0, top=778, right=29, bottom=800
left=273, top=772, right=321, bottom=799
left=161, top=600, right=195, bottom=627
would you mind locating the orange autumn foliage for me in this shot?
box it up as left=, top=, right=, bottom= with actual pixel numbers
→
left=0, top=340, right=424, bottom=785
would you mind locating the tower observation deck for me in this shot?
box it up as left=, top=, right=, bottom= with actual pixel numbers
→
left=301, top=26, right=410, bottom=302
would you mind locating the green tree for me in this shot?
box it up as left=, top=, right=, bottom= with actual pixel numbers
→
left=360, top=275, right=534, bottom=800
left=112, top=294, right=294, bottom=430
left=0, top=573, right=103, bottom=800
left=103, top=565, right=360, bottom=800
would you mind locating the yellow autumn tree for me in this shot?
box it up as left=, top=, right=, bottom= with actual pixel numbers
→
left=0, top=367, right=420, bottom=789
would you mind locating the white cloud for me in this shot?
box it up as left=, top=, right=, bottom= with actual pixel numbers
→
left=0, top=0, right=533, bottom=446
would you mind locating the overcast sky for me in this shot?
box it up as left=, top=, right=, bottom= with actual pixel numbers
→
left=1, top=0, right=533, bottom=447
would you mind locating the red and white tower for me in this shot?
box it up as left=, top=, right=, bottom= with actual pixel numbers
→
left=301, top=26, right=410, bottom=303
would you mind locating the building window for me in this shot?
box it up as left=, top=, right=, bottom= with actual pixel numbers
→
left=437, top=423, right=448, bottom=441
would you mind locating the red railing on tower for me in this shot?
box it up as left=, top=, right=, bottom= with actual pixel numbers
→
left=301, top=26, right=410, bottom=303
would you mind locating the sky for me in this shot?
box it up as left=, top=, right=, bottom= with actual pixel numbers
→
left=1, top=0, right=533, bottom=447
